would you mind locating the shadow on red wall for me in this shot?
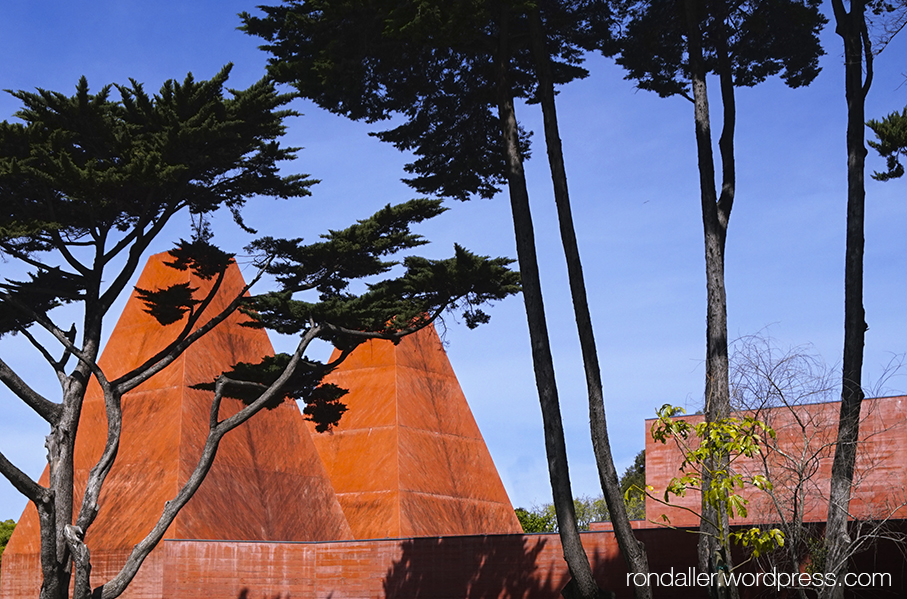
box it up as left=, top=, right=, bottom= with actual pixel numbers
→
left=382, top=534, right=626, bottom=599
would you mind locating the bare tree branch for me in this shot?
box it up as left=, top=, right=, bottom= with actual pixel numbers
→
left=74, top=384, right=122, bottom=535
left=1, top=290, right=109, bottom=392
left=17, top=326, right=67, bottom=382
left=47, top=230, right=92, bottom=278
left=97, top=203, right=183, bottom=317
left=0, top=447, right=50, bottom=504
left=112, top=265, right=265, bottom=394
left=96, top=324, right=322, bottom=599
left=0, top=357, right=62, bottom=423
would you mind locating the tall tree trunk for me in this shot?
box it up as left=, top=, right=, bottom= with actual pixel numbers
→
left=527, top=8, right=651, bottom=599
left=822, top=2, right=871, bottom=597
left=42, top=384, right=87, bottom=599
left=494, top=7, right=605, bottom=599
left=39, top=308, right=102, bottom=598
left=683, top=2, right=736, bottom=597
left=37, top=501, right=65, bottom=599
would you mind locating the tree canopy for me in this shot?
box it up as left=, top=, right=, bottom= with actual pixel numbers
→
left=0, top=65, right=309, bottom=336
left=869, top=106, right=907, bottom=181
left=615, top=0, right=826, bottom=98
left=241, top=0, right=607, bottom=200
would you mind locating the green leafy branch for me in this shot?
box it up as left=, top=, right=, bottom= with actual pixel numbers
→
left=636, top=404, right=784, bottom=562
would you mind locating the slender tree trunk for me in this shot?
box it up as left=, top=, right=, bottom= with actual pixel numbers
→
left=494, top=8, right=605, bottom=599
left=683, top=2, right=735, bottom=597
left=526, top=8, right=651, bottom=599
left=822, top=2, right=870, bottom=597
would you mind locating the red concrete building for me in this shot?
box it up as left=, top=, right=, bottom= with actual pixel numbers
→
left=643, top=396, right=907, bottom=528
left=2, top=254, right=905, bottom=598
left=311, top=321, right=522, bottom=539
left=1, top=254, right=524, bottom=598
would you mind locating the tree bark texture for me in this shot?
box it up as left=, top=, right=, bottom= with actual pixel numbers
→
left=527, top=8, right=651, bottom=599
left=494, top=8, right=605, bottom=599
left=822, top=2, right=870, bottom=597
left=682, top=1, right=736, bottom=597
left=40, top=332, right=99, bottom=599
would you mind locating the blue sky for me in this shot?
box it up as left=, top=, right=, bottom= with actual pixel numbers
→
left=1, top=1, right=906, bottom=522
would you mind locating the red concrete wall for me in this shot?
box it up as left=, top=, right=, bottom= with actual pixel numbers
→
left=1, top=530, right=679, bottom=599
left=5, top=528, right=901, bottom=598
left=644, top=396, right=907, bottom=528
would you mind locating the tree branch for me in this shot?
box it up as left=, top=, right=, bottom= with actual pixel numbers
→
left=112, top=266, right=264, bottom=394
left=97, top=203, right=182, bottom=317
left=48, top=229, right=92, bottom=277
left=1, top=289, right=109, bottom=389
left=74, top=385, right=122, bottom=535
left=96, top=324, right=322, bottom=599
left=17, top=326, right=67, bottom=382
left=0, top=357, right=62, bottom=423
left=0, top=447, right=50, bottom=504
left=0, top=242, right=76, bottom=279
left=320, top=304, right=446, bottom=342
left=64, top=524, right=92, bottom=599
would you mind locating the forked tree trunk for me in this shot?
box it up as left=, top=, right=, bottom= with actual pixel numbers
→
left=822, top=2, right=871, bottom=597
left=494, top=8, right=605, bottom=599
left=527, top=8, right=652, bottom=599
left=41, top=363, right=95, bottom=599
left=682, top=2, right=736, bottom=597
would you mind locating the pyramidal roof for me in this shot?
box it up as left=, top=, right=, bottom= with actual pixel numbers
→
left=7, top=253, right=352, bottom=558
left=314, top=324, right=522, bottom=539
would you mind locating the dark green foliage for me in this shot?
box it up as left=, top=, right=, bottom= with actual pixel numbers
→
left=136, top=241, right=236, bottom=326
left=302, top=383, right=349, bottom=432
left=0, top=268, right=85, bottom=336
left=193, top=353, right=315, bottom=403
left=0, top=518, right=14, bottom=572
left=241, top=0, right=608, bottom=201
left=244, top=199, right=521, bottom=350
left=619, top=449, right=646, bottom=520
left=187, top=198, right=519, bottom=416
left=165, top=240, right=235, bottom=280
left=515, top=506, right=557, bottom=532
left=248, top=199, right=444, bottom=297
left=135, top=283, right=201, bottom=326
left=868, top=107, right=907, bottom=181
left=2, top=66, right=309, bottom=231
left=616, top=0, right=826, bottom=97
left=192, top=353, right=349, bottom=429
left=0, top=67, right=313, bottom=335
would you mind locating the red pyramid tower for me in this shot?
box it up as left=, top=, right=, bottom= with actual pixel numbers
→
left=313, top=324, right=522, bottom=539
left=4, top=253, right=351, bottom=592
